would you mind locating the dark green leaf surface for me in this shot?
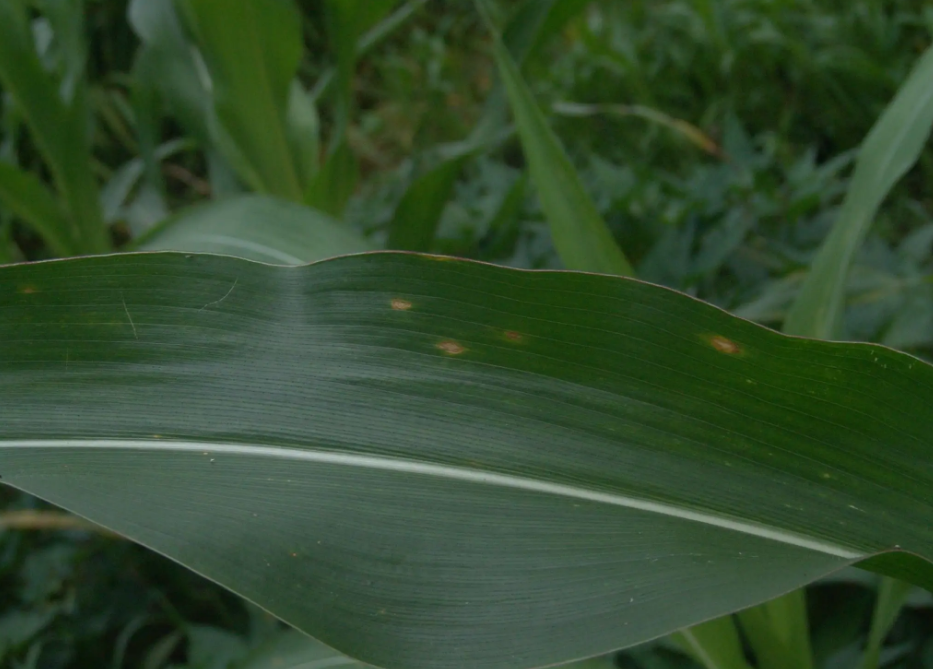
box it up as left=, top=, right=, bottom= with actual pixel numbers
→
left=1, top=252, right=932, bottom=669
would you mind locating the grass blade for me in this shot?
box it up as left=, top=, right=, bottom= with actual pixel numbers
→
left=387, top=155, right=468, bottom=251
left=176, top=0, right=305, bottom=201
left=478, top=2, right=634, bottom=276
left=0, top=161, right=73, bottom=256
left=783, top=43, right=933, bottom=339
left=857, top=577, right=913, bottom=669
left=737, top=591, right=813, bottom=669
left=0, top=0, right=108, bottom=254
left=671, top=617, right=754, bottom=669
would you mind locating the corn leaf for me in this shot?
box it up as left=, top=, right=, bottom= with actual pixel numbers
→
left=2, top=252, right=933, bottom=669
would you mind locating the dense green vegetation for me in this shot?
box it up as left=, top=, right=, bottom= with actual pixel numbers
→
left=3, top=1, right=933, bottom=668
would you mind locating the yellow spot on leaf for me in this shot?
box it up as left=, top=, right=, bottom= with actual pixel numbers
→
left=20, top=285, right=38, bottom=294
left=391, top=298, right=412, bottom=311
left=709, top=335, right=741, bottom=355
left=437, top=340, right=466, bottom=355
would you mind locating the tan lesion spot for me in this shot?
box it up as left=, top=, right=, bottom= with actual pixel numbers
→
left=20, top=285, right=38, bottom=294
left=436, top=340, right=466, bottom=355
left=504, top=330, right=523, bottom=342
left=390, top=298, right=412, bottom=311
left=709, top=335, right=742, bottom=355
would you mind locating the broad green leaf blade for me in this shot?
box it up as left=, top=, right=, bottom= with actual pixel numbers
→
left=481, top=6, right=634, bottom=276
left=176, top=0, right=305, bottom=201
left=3, top=252, right=933, bottom=669
left=783, top=43, right=933, bottom=339
left=136, top=195, right=372, bottom=264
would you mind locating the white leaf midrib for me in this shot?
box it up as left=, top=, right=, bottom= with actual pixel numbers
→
left=3, top=439, right=861, bottom=559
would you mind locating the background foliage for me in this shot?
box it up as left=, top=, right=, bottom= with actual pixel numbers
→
left=3, top=0, right=933, bottom=667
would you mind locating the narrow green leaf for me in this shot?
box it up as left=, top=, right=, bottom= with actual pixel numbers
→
left=35, top=0, right=87, bottom=103
left=130, top=50, right=169, bottom=200
left=0, top=0, right=108, bottom=254
left=128, top=0, right=213, bottom=142
left=387, top=156, right=467, bottom=251
left=0, top=161, right=73, bottom=256
left=322, top=0, right=395, bottom=141
left=287, top=81, right=321, bottom=192
left=857, top=577, right=913, bottom=669
left=478, top=173, right=527, bottom=259
left=671, top=617, right=754, bottom=669
left=501, top=0, right=590, bottom=65
left=736, top=606, right=795, bottom=669
left=3, top=252, right=933, bottom=668
left=737, top=591, right=813, bottom=669
left=310, top=0, right=429, bottom=104
left=467, top=0, right=590, bottom=156
left=479, top=4, right=634, bottom=276
left=136, top=195, right=372, bottom=263
left=100, top=138, right=193, bottom=225
left=784, top=43, right=933, bottom=339
left=304, top=140, right=359, bottom=218
left=176, top=0, right=305, bottom=201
